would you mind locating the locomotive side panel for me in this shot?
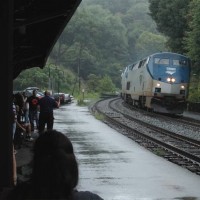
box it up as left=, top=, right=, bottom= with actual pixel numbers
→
left=142, top=60, right=154, bottom=108
left=130, top=59, right=152, bottom=100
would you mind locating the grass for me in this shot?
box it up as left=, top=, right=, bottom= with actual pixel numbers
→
left=153, top=148, right=167, bottom=156
left=93, top=112, right=105, bottom=121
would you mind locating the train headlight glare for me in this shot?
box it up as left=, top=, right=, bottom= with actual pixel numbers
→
left=181, top=85, right=185, bottom=89
left=167, top=78, right=171, bottom=82
left=167, top=77, right=175, bottom=83
left=171, top=78, right=175, bottom=82
left=156, top=83, right=161, bottom=87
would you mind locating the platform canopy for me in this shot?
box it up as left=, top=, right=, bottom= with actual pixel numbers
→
left=13, top=0, right=82, bottom=79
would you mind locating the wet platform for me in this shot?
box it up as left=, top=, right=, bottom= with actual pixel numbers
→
left=15, top=102, right=200, bottom=200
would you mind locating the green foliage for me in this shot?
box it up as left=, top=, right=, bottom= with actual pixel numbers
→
left=184, top=0, right=200, bottom=62
left=153, top=148, right=166, bottom=156
left=76, top=90, right=100, bottom=107
left=13, top=63, right=76, bottom=95
left=87, top=74, right=100, bottom=92
left=49, top=0, right=164, bottom=87
left=94, top=112, right=105, bottom=121
left=13, top=67, right=48, bottom=90
left=188, top=90, right=200, bottom=102
left=188, top=74, right=200, bottom=102
left=77, top=99, right=87, bottom=106
left=135, top=31, right=168, bottom=59
left=149, top=0, right=190, bottom=53
left=86, top=74, right=116, bottom=94
left=98, top=75, right=116, bottom=93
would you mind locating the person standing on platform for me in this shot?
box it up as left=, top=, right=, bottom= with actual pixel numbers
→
left=27, top=89, right=39, bottom=132
left=37, top=90, right=60, bottom=133
left=14, top=92, right=33, bottom=142
left=22, top=91, right=29, bottom=124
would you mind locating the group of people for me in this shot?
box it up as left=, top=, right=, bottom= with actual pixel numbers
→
left=11, top=89, right=60, bottom=187
left=13, top=89, right=60, bottom=144
left=8, top=90, right=104, bottom=200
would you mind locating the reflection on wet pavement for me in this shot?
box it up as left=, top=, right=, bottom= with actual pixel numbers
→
left=53, top=102, right=200, bottom=200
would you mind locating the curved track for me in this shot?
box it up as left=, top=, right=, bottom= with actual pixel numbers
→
left=91, top=97, right=200, bottom=175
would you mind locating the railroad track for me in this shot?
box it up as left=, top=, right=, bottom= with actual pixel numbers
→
left=122, top=99, right=200, bottom=129
left=91, top=97, right=200, bottom=175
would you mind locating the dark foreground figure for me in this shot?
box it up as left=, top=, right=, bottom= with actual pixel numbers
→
left=7, top=130, right=104, bottom=200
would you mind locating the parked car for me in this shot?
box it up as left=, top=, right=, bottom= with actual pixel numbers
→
left=53, top=93, right=64, bottom=104
left=24, top=87, right=44, bottom=99
left=70, top=95, right=74, bottom=102
left=53, top=93, right=71, bottom=104
left=64, top=93, right=72, bottom=103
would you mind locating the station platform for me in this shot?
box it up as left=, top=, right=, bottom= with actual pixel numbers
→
left=15, top=103, right=200, bottom=200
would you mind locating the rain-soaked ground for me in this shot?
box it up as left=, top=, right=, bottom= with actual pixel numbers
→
left=53, top=101, right=200, bottom=200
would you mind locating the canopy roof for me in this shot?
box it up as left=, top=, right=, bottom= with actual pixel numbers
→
left=13, top=0, right=81, bottom=79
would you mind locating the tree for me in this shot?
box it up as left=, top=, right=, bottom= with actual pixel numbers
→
left=123, top=0, right=164, bottom=62
left=149, top=0, right=190, bottom=53
left=87, top=74, right=100, bottom=92
left=13, top=68, right=48, bottom=90
left=83, top=0, right=134, bottom=14
left=98, top=75, right=116, bottom=93
left=51, top=4, right=129, bottom=84
left=184, top=0, right=200, bottom=62
left=135, top=31, right=167, bottom=59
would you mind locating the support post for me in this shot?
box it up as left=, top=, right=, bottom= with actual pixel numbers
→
left=0, top=0, right=14, bottom=188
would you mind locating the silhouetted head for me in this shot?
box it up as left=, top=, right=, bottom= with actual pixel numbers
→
left=32, top=130, right=79, bottom=199
left=14, top=92, right=24, bottom=109
left=33, top=89, right=37, bottom=96
left=44, top=90, right=50, bottom=96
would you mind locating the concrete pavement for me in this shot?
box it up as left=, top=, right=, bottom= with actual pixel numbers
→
left=15, top=102, right=200, bottom=200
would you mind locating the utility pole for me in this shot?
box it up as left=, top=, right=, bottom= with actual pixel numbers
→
left=78, top=45, right=82, bottom=94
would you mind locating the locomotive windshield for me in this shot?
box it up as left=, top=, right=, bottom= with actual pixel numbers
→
left=154, top=58, right=188, bottom=66
left=154, top=58, right=169, bottom=65
left=173, top=59, right=188, bottom=66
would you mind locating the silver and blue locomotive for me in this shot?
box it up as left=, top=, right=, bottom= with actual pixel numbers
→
left=121, top=52, right=191, bottom=114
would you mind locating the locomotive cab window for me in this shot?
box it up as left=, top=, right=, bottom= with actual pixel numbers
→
left=138, top=61, right=143, bottom=68
left=154, top=58, right=169, bottom=65
left=173, top=59, right=187, bottom=66
left=140, top=59, right=147, bottom=68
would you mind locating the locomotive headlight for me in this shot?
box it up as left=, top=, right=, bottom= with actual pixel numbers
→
left=181, top=85, right=185, bottom=89
left=171, top=78, right=175, bottom=82
left=156, top=83, right=161, bottom=87
left=167, top=77, right=176, bottom=83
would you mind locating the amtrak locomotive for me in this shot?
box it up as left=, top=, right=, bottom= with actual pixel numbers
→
left=121, top=52, right=191, bottom=114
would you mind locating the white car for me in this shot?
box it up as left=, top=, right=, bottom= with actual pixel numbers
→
left=24, top=87, right=44, bottom=99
